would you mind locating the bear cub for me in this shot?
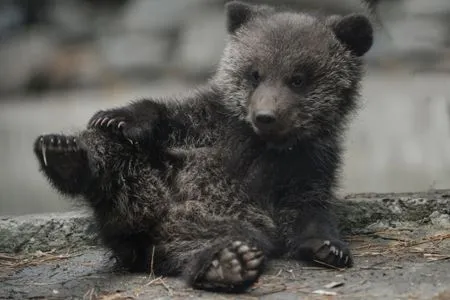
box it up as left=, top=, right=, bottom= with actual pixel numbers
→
left=33, top=1, right=373, bottom=293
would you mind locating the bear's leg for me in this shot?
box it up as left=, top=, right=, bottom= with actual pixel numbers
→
left=33, top=131, right=175, bottom=272
left=151, top=204, right=276, bottom=293
left=94, top=167, right=173, bottom=273
left=33, top=130, right=174, bottom=207
left=33, top=134, right=98, bottom=196
left=286, top=206, right=353, bottom=268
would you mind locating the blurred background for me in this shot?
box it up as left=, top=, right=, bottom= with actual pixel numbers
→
left=0, top=0, right=449, bottom=216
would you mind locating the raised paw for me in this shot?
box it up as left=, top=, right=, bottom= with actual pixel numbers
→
left=89, top=110, right=126, bottom=130
left=87, top=109, right=149, bottom=145
left=34, top=134, right=80, bottom=166
left=194, top=241, right=265, bottom=292
left=313, top=239, right=353, bottom=268
left=33, top=134, right=94, bottom=195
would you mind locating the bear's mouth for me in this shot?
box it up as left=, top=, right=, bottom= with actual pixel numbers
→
left=252, top=126, right=295, bottom=148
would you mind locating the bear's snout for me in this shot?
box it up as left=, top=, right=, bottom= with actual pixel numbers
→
left=250, top=109, right=290, bottom=142
left=253, top=110, right=277, bottom=130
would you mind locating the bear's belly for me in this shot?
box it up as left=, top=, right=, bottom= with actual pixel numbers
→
left=171, top=147, right=250, bottom=212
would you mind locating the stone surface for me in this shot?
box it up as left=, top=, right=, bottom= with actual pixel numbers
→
left=1, top=190, right=448, bottom=255
left=338, top=190, right=450, bottom=233
left=0, top=211, right=97, bottom=254
left=0, top=191, right=449, bottom=299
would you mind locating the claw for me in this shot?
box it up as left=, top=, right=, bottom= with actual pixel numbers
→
left=246, top=257, right=263, bottom=269
left=330, top=246, right=338, bottom=256
left=100, top=118, right=109, bottom=126
left=237, top=245, right=250, bottom=254
left=232, top=241, right=243, bottom=248
left=244, top=270, right=258, bottom=280
left=94, top=118, right=102, bottom=127
left=211, top=259, right=219, bottom=268
left=117, top=121, right=125, bottom=129
left=106, top=119, right=116, bottom=127
left=41, top=143, right=48, bottom=166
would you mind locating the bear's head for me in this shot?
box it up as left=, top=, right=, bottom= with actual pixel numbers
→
left=215, top=1, right=373, bottom=147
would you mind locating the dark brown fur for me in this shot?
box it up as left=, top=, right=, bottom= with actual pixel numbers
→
left=33, top=1, right=373, bottom=293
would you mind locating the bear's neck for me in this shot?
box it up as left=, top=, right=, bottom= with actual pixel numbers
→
left=222, top=119, right=341, bottom=188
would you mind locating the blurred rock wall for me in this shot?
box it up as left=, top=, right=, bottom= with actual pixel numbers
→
left=0, top=0, right=449, bottom=96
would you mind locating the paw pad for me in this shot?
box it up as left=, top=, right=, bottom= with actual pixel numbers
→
left=197, top=241, right=265, bottom=291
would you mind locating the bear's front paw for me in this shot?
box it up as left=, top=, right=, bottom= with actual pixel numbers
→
left=193, top=240, right=265, bottom=292
left=88, top=108, right=152, bottom=145
left=294, top=238, right=353, bottom=269
left=33, top=134, right=94, bottom=195
left=312, top=239, right=353, bottom=268
left=34, top=134, right=80, bottom=167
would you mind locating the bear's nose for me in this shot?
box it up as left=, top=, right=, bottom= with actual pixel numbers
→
left=253, top=110, right=277, bottom=130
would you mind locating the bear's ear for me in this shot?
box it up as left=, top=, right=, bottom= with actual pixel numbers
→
left=327, top=14, right=373, bottom=57
left=225, top=1, right=257, bottom=34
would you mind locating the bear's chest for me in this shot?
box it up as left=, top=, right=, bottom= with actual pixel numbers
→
left=239, top=150, right=319, bottom=205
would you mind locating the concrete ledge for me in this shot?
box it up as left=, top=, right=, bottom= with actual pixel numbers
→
left=0, top=211, right=98, bottom=254
left=1, top=190, right=449, bottom=254
left=338, top=190, right=450, bottom=232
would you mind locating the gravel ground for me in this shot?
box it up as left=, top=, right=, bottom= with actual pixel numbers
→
left=2, top=189, right=450, bottom=300
left=1, top=227, right=449, bottom=300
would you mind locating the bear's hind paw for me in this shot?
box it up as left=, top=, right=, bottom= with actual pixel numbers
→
left=194, top=240, right=265, bottom=292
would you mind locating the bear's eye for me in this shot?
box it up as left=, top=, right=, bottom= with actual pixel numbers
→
left=250, top=70, right=261, bottom=87
left=289, top=74, right=306, bottom=89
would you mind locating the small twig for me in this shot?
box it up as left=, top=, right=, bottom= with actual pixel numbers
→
left=358, top=265, right=403, bottom=270
left=145, top=276, right=163, bottom=286
left=405, top=233, right=450, bottom=247
left=158, top=278, right=173, bottom=296
left=0, top=251, right=81, bottom=273
left=424, top=253, right=450, bottom=262
left=324, top=281, right=345, bottom=289
left=145, top=277, right=172, bottom=296
left=274, top=269, right=283, bottom=277
left=250, top=283, right=288, bottom=296
left=149, top=245, right=156, bottom=278
left=367, top=234, right=412, bottom=243
left=299, top=266, right=332, bottom=270
left=0, top=254, right=20, bottom=261
left=313, top=260, right=346, bottom=271
left=83, top=287, right=96, bottom=300
left=286, top=269, right=296, bottom=279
